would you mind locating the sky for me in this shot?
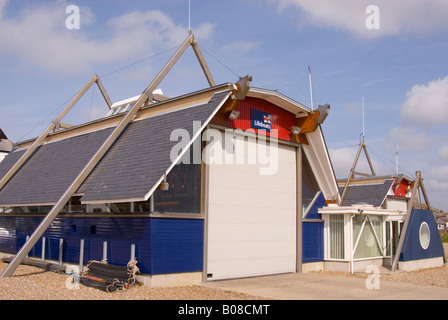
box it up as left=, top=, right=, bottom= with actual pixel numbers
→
left=0, top=0, right=447, bottom=210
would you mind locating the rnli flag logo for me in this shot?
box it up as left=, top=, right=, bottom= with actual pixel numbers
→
left=251, top=109, right=272, bottom=132
left=263, top=115, right=271, bottom=124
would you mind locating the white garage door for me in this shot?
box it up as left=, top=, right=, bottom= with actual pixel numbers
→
left=206, top=132, right=297, bottom=280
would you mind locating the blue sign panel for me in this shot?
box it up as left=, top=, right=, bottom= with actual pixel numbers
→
left=251, top=109, right=272, bottom=132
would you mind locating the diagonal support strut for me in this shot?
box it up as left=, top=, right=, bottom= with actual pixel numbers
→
left=0, top=32, right=217, bottom=277
left=0, top=74, right=113, bottom=192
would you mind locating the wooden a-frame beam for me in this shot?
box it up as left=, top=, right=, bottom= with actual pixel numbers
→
left=391, top=171, right=432, bottom=271
left=339, top=141, right=376, bottom=204
left=0, top=74, right=113, bottom=192
left=0, top=32, right=219, bottom=278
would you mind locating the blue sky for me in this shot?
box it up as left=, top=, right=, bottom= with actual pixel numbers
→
left=1, top=0, right=448, bottom=209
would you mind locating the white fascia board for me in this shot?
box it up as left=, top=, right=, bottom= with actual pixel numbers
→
left=303, top=127, right=340, bottom=203
left=247, top=87, right=310, bottom=116
left=0, top=202, right=56, bottom=207
left=319, top=205, right=404, bottom=216
left=81, top=196, right=146, bottom=205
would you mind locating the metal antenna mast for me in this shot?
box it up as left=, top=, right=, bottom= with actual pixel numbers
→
left=339, top=96, right=377, bottom=204
left=188, top=0, right=191, bottom=32
left=362, top=96, right=365, bottom=142
left=308, top=66, right=314, bottom=111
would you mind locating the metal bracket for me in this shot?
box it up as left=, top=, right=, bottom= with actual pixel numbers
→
left=315, top=104, right=330, bottom=125
left=234, top=75, right=252, bottom=101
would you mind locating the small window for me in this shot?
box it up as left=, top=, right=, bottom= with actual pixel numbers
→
left=152, top=147, right=202, bottom=214
left=122, top=103, right=134, bottom=112
left=419, top=222, right=430, bottom=250
left=106, top=107, right=122, bottom=117
left=353, top=215, right=383, bottom=259
left=153, top=163, right=201, bottom=214
left=329, top=215, right=345, bottom=259
left=302, top=153, right=320, bottom=213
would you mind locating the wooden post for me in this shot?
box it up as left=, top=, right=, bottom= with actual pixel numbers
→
left=59, top=238, right=64, bottom=266
left=79, top=239, right=85, bottom=274
left=296, top=145, right=303, bottom=273
left=102, top=241, right=108, bottom=263
left=41, top=237, right=46, bottom=262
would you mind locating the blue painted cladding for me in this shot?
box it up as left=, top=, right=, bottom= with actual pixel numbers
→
left=150, top=218, right=204, bottom=274
left=0, top=216, right=15, bottom=253
left=302, top=192, right=326, bottom=263
left=305, top=192, right=326, bottom=220
left=0, top=216, right=204, bottom=275
left=302, top=222, right=324, bottom=263
left=400, top=209, right=445, bottom=261
left=11, top=216, right=152, bottom=272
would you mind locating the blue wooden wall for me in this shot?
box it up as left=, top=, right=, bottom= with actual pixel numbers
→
left=302, top=193, right=326, bottom=263
left=400, top=209, right=445, bottom=262
left=0, top=216, right=203, bottom=275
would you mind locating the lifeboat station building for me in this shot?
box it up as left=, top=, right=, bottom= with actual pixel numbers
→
left=0, top=34, right=443, bottom=286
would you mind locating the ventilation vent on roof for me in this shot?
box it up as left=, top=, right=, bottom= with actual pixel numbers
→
left=0, top=129, right=13, bottom=153
left=105, top=89, right=167, bottom=118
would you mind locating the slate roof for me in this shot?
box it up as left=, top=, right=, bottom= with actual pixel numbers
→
left=0, top=90, right=230, bottom=206
left=339, top=179, right=395, bottom=207
left=79, top=90, right=230, bottom=203
left=0, top=128, right=113, bottom=205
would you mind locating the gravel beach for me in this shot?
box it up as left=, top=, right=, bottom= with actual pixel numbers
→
left=0, top=261, right=265, bottom=300
left=1, top=243, right=447, bottom=300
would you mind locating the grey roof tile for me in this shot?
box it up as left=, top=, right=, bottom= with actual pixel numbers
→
left=0, top=90, right=230, bottom=206
left=0, top=128, right=113, bottom=206
left=79, top=91, right=229, bottom=203
left=339, top=179, right=394, bottom=207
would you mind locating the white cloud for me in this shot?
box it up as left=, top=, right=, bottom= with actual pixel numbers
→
left=270, top=0, right=448, bottom=38
left=383, top=75, right=448, bottom=153
left=329, top=146, right=388, bottom=179
left=425, top=164, right=448, bottom=210
left=437, top=145, right=448, bottom=161
left=384, top=127, right=439, bottom=152
left=0, top=0, right=215, bottom=75
left=221, top=40, right=261, bottom=55
left=400, top=75, right=448, bottom=127
left=328, top=147, right=357, bottom=178
left=381, top=75, right=448, bottom=209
